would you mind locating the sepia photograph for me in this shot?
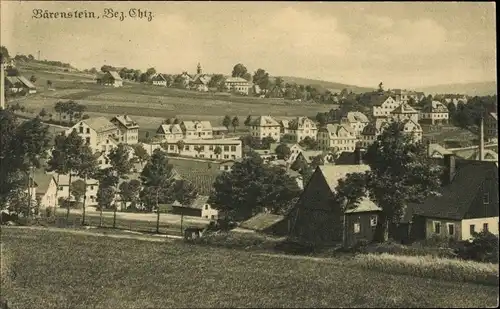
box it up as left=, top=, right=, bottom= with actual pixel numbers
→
left=0, top=1, right=498, bottom=308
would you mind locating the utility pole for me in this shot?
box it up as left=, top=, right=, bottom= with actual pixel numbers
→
left=0, top=53, right=5, bottom=110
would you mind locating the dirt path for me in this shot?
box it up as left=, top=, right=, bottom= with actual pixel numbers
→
left=1, top=225, right=182, bottom=242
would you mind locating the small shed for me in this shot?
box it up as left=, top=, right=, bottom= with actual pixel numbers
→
left=238, top=212, right=289, bottom=236
left=344, top=199, right=382, bottom=247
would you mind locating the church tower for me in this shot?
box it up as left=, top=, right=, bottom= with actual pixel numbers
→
left=196, top=62, right=202, bottom=74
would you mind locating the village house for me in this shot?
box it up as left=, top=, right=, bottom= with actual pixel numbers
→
left=317, top=123, right=357, bottom=152
left=288, top=164, right=381, bottom=246
left=66, top=117, right=120, bottom=168
left=151, top=74, right=168, bottom=86
left=236, top=212, right=289, bottom=236
left=391, top=89, right=410, bottom=104
left=427, top=143, right=453, bottom=159
left=178, top=72, right=192, bottom=88
left=212, top=126, right=229, bottom=138
left=161, top=138, right=243, bottom=160
left=400, top=118, right=423, bottom=143
left=247, top=116, right=281, bottom=142
left=181, top=120, right=213, bottom=140
left=171, top=195, right=218, bottom=220
left=110, top=115, right=139, bottom=145
left=420, top=101, right=449, bottom=125
left=4, top=75, right=37, bottom=94
left=33, top=170, right=58, bottom=210
left=286, top=117, right=318, bottom=142
left=56, top=174, right=100, bottom=208
left=292, top=150, right=336, bottom=167
left=155, top=124, right=184, bottom=141
left=485, top=112, right=498, bottom=142
left=224, top=77, right=250, bottom=95
left=359, top=119, right=388, bottom=149
left=371, top=94, right=399, bottom=118
left=96, top=71, right=123, bottom=87
left=279, top=120, right=290, bottom=135
left=340, top=112, right=370, bottom=138
left=407, top=91, right=425, bottom=103
left=402, top=155, right=498, bottom=242
left=390, top=102, right=420, bottom=123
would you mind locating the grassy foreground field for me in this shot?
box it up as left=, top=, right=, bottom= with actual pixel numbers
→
left=1, top=228, right=498, bottom=308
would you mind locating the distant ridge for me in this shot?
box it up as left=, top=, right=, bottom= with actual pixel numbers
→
left=414, top=81, right=497, bottom=96
left=277, top=76, right=375, bottom=94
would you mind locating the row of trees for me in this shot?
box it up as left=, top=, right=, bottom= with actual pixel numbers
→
left=53, top=100, right=87, bottom=124
left=222, top=115, right=239, bottom=132
left=447, top=95, right=497, bottom=129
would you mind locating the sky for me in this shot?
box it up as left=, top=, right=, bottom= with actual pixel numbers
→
left=1, top=1, right=496, bottom=89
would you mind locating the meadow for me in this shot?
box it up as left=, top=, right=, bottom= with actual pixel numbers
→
left=1, top=227, right=498, bottom=308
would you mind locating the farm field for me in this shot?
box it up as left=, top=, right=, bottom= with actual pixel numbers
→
left=2, top=227, right=498, bottom=309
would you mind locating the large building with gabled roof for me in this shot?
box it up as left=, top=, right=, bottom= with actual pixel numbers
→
left=247, top=115, right=281, bottom=142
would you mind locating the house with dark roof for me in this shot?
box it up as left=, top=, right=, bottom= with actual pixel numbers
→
left=401, top=155, right=499, bottom=242
left=236, top=212, right=289, bottom=236
left=371, top=94, right=399, bottom=118
left=110, top=115, right=139, bottom=145
left=288, top=165, right=381, bottom=246
left=4, top=75, right=36, bottom=94
left=171, top=195, right=218, bottom=219
left=96, top=71, right=123, bottom=87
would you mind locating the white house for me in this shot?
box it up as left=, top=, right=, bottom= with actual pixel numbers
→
left=340, top=112, right=370, bottom=138
left=247, top=116, right=281, bottom=142
left=151, top=74, right=167, bottom=86
left=400, top=118, right=423, bottom=143
left=33, top=170, right=58, bottom=210
left=359, top=119, right=389, bottom=149
left=372, top=95, right=399, bottom=118
left=56, top=174, right=100, bottom=208
left=286, top=117, right=318, bottom=142
left=224, top=77, right=250, bottom=95
left=317, top=124, right=357, bottom=152
left=390, top=103, right=420, bottom=123
left=420, top=101, right=449, bottom=125
left=161, top=138, right=243, bottom=160
left=181, top=121, right=213, bottom=139
left=110, top=115, right=139, bottom=145
left=156, top=124, right=184, bottom=141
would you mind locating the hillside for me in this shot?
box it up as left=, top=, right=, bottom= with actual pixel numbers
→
left=279, top=76, right=375, bottom=94
left=415, top=81, right=497, bottom=96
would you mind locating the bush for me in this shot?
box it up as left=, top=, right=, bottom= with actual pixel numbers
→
left=188, top=231, right=279, bottom=251
left=455, top=231, right=499, bottom=263
left=345, top=239, right=457, bottom=259
left=274, top=237, right=316, bottom=255
left=354, top=253, right=499, bottom=286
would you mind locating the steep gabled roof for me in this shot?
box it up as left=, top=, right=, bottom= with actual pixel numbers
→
left=391, top=103, right=418, bottom=114
left=404, top=160, right=499, bottom=222
left=248, top=116, right=280, bottom=127
left=345, top=112, right=369, bottom=123
left=111, top=115, right=138, bottom=128
left=33, top=169, right=56, bottom=194
left=239, top=213, right=286, bottom=231
left=16, top=75, right=36, bottom=89
left=370, top=94, right=393, bottom=106
left=225, top=77, right=249, bottom=83
left=151, top=74, right=167, bottom=81
left=83, top=117, right=117, bottom=133
left=322, top=123, right=355, bottom=136
left=107, top=71, right=122, bottom=81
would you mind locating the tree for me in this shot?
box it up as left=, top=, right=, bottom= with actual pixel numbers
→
left=252, top=69, right=270, bottom=91
left=146, top=67, right=156, bottom=77
left=16, top=117, right=51, bottom=216
left=172, top=179, right=198, bottom=205
left=244, top=115, right=252, bottom=126
left=108, top=144, right=133, bottom=228
left=54, top=101, right=65, bottom=123
left=231, top=116, right=239, bottom=133
left=38, top=108, right=47, bottom=118
left=261, top=136, right=276, bottom=149
left=140, top=149, right=176, bottom=233
left=139, top=73, right=149, bottom=83
left=132, top=144, right=150, bottom=167
left=337, top=121, right=443, bottom=242
left=29, top=75, right=37, bottom=83
left=299, top=136, right=319, bottom=150
left=232, top=63, right=248, bottom=78
left=208, top=154, right=301, bottom=220
left=240, top=135, right=261, bottom=150
left=316, top=113, right=328, bottom=127
left=96, top=185, right=115, bottom=225
left=242, top=72, right=252, bottom=82
left=275, top=77, right=284, bottom=89
left=47, top=130, right=85, bottom=222
left=275, top=143, right=291, bottom=160
left=194, top=146, right=204, bottom=157
left=222, top=115, right=231, bottom=128
left=163, top=118, right=173, bottom=125
left=74, top=146, right=99, bottom=225
left=214, top=146, right=222, bottom=159
left=127, top=179, right=142, bottom=209
left=70, top=179, right=86, bottom=207
left=173, top=118, right=181, bottom=125
left=208, top=74, right=225, bottom=89
left=0, top=45, right=9, bottom=59
left=176, top=140, right=185, bottom=154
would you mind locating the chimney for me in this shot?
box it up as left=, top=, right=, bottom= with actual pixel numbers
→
left=479, top=116, right=484, bottom=161
left=443, top=154, right=456, bottom=185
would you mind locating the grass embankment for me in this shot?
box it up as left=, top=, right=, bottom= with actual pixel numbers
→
left=1, top=228, right=497, bottom=308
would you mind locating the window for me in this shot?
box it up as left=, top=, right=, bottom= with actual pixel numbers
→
left=353, top=222, right=361, bottom=234
left=211, top=215, right=215, bottom=220
left=230, top=146, right=236, bottom=152
left=169, top=145, right=174, bottom=151
left=483, top=193, right=490, bottom=204
left=59, top=186, right=63, bottom=191
left=447, top=223, right=455, bottom=236
left=433, top=221, right=441, bottom=234
left=483, top=223, right=489, bottom=232
left=86, top=128, right=90, bottom=134
left=85, top=137, right=90, bottom=144
left=205, top=205, right=208, bottom=210
left=370, top=215, right=378, bottom=227
left=79, top=127, right=83, bottom=133
left=99, top=160, right=103, bottom=164
left=209, top=145, right=214, bottom=151
left=185, top=145, right=189, bottom=151
left=223, top=146, right=229, bottom=151
left=224, top=166, right=229, bottom=171
left=90, top=186, right=94, bottom=190
left=224, top=155, right=229, bottom=159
